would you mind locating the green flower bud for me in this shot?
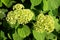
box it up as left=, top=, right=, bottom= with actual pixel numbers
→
left=6, top=4, right=34, bottom=25
left=6, top=11, right=16, bottom=24
left=6, top=9, right=34, bottom=25
left=34, top=13, right=55, bottom=33
left=13, top=3, right=24, bottom=10
left=16, top=9, right=34, bottom=24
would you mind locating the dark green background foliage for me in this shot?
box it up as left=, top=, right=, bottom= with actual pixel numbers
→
left=0, top=0, right=60, bottom=40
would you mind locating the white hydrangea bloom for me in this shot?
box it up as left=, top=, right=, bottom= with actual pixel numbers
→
left=13, top=3, right=24, bottom=10
left=6, top=11, right=17, bottom=24
left=6, top=4, right=34, bottom=25
left=34, top=13, right=55, bottom=33
left=17, top=9, right=34, bottom=24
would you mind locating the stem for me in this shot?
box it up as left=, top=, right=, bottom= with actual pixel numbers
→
left=15, top=23, right=19, bottom=30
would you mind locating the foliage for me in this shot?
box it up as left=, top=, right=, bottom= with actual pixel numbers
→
left=0, top=0, right=15, bottom=8
left=0, top=0, right=60, bottom=40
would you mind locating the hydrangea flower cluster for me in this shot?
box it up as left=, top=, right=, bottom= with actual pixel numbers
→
left=33, top=13, right=55, bottom=33
left=13, top=4, right=24, bottom=10
left=6, top=4, right=34, bottom=25
left=6, top=11, right=16, bottom=24
left=16, top=9, right=34, bottom=24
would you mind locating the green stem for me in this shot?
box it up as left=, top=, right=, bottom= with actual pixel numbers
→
left=15, top=23, right=19, bottom=30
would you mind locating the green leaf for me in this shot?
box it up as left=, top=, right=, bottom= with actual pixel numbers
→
left=33, top=30, right=46, bottom=40
left=30, top=0, right=42, bottom=9
left=0, top=9, right=8, bottom=19
left=54, top=18, right=60, bottom=32
left=43, top=0, right=60, bottom=11
left=52, top=9, right=58, bottom=16
left=1, top=0, right=15, bottom=8
left=48, top=11, right=60, bottom=32
left=43, top=0, right=48, bottom=11
left=0, top=9, right=8, bottom=13
left=10, top=22, right=19, bottom=29
left=13, top=31, right=23, bottom=40
left=21, top=0, right=25, bottom=3
left=0, top=0, right=2, bottom=7
left=0, top=11, right=5, bottom=19
left=0, top=31, right=7, bottom=40
left=32, top=14, right=35, bottom=20
left=18, top=25, right=30, bottom=38
left=48, top=10, right=53, bottom=16
left=48, top=9, right=58, bottom=16
left=46, top=33, right=57, bottom=40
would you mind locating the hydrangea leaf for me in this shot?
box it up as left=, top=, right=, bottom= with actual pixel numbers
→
left=43, top=0, right=60, bottom=11
left=30, top=0, right=42, bottom=9
left=21, top=0, right=25, bottom=3
left=48, top=11, right=60, bottom=32
left=52, top=9, right=58, bottom=16
left=48, top=9, right=58, bottom=17
left=1, top=0, right=15, bottom=8
left=46, top=33, right=57, bottom=40
left=32, top=14, right=35, bottom=20
left=9, top=22, right=19, bottom=29
left=0, top=9, right=8, bottom=13
left=49, top=11, right=60, bottom=32
left=13, top=31, right=23, bottom=40
left=18, top=25, right=30, bottom=38
left=48, top=10, right=53, bottom=16
left=0, top=9, right=8, bottom=19
left=0, top=31, right=7, bottom=40
left=0, top=11, right=5, bottom=19
left=33, top=30, right=46, bottom=40
left=43, top=0, right=48, bottom=11
left=0, top=0, right=2, bottom=7
left=54, top=18, right=60, bottom=32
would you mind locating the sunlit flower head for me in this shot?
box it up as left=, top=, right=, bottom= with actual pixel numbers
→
left=13, top=3, right=24, bottom=10
left=34, top=13, right=55, bottom=33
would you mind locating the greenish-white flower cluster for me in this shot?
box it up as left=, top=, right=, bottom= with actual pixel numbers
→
left=13, top=3, right=24, bottom=10
left=6, top=11, right=16, bottom=24
left=6, top=4, right=34, bottom=25
left=33, top=13, right=55, bottom=33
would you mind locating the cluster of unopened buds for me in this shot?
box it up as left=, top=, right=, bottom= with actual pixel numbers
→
left=6, top=4, right=34, bottom=25
left=6, top=4, right=55, bottom=33
left=33, top=13, right=55, bottom=33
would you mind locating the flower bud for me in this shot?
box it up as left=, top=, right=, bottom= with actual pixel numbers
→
left=17, top=9, right=34, bottom=24
left=34, top=13, right=54, bottom=33
left=6, top=11, right=16, bottom=24
left=13, top=3, right=24, bottom=10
